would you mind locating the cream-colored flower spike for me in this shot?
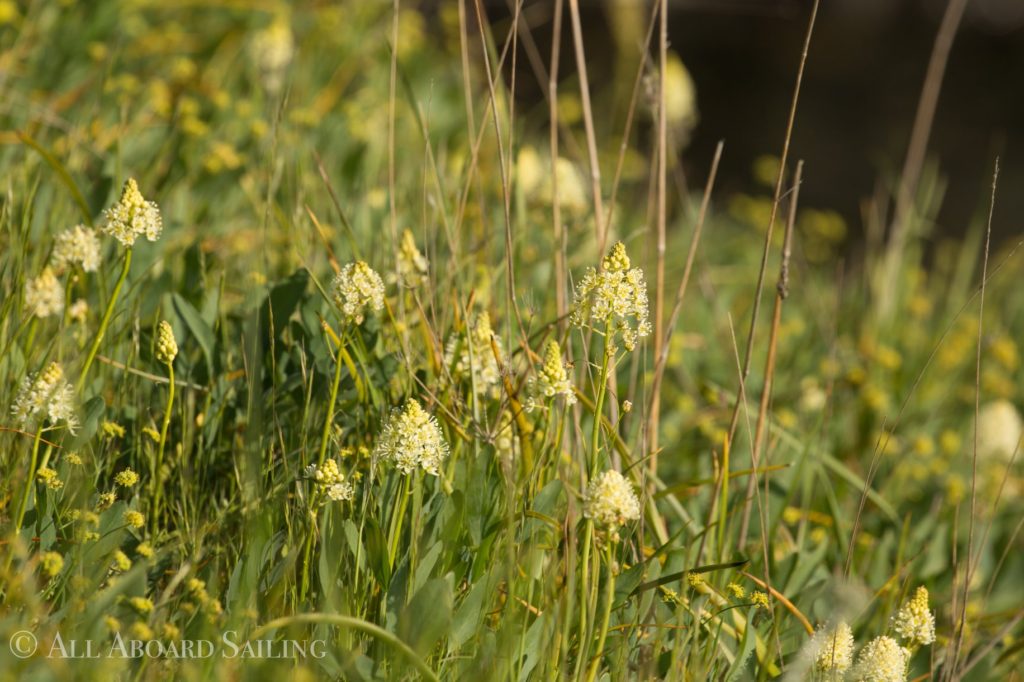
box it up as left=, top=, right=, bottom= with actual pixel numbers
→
left=583, top=470, right=641, bottom=530
left=25, top=267, right=64, bottom=318
left=808, top=621, right=854, bottom=673
left=849, top=636, right=909, bottom=682
left=331, top=260, right=385, bottom=325
left=156, top=321, right=178, bottom=364
left=892, top=586, right=935, bottom=647
left=101, top=178, right=163, bottom=247
left=53, top=225, right=102, bottom=272
left=373, top=399, right=449, bottom=476
left=445, top=312, right=502, bottom=396
left=11, top=362, right=78, bottom=434
left=570, top=241, right=652, bottom=351
left=526, top=339, right=576, bottom=411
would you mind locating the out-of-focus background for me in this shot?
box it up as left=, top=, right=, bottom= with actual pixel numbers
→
left=480, top=0, right=1024, bottom=245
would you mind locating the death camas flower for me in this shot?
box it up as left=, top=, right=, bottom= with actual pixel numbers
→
left=807, top=621, right=855, bottom=674
left=11, top=362, right=78, bottom=433
left=445, top=311, right=502, bottom=396
left=584, top=470, right=641, bottom=532
left=850, top=636, right=909, bottom=682
left=250, top=16, right=294, bottom=94
left=25, top=267, right=64, bottom=318
left=893, top=586, right=935, bottom=647
left=156, top=321, right=178, bottom=364
left=526, top=339, right=576, bottom=411
left=52, top=224, right=102, bottom=272
left=571, top=241, right=651, bottom=351
left=101, top=178, right=162, bottom=247
left=331, top=260, right=385, bottom=325
left=305, top=459, right=354, bottom=503
left=373, top=399, right=449, bottom=476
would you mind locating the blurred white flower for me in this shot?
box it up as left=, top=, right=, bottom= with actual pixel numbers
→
left=11, top=362, right=78, bottom=433
left=584, top=469, right=641, bottom=531
left=977, top=400, right=1022, bottom=461
left=849, top=636, right=908, bottom=682
left=25, top=267, right=64, bottom=318
left=52, top=224, right=102, bottom=272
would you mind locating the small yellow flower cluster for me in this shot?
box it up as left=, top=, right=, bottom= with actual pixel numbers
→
left=101, top=178, right=162, bottom=247
left=751, top=591, right=770, bottom=610
left=304, top=459, right=354, bottom=502
left=396, top=229, right=429, bottom=287
left=808, top=621, right=854, bottom=674
left=727, top=583, right=746, bottom=599
left=102, top=420, right=127, bottom=438
left=526, top=339, right=576, bottom=411
left=136, top=543, right=154, bottom=559
left=115, top=468, right=140, bottom=487
left=892, top=586, right=935, bottom=647
left=156, top=321, right=178, bottom=364
left=11, top=361, right=78, bottom=433
left=96, top=491, right=117, bottom=511
left=25, top=267, right=64, bottom=318
left=40, top=551, right=64, bottom=578
left=36, top=466, right=63, bottom=490
left=331, top=260, right=385, bottom=325
left=686, top=571, right=704, bottom=589
left=112, top=550, right=133, bottom=572
left=571, top=242, right=652, bottom=352
left=445, top=311, right=502, bottom=396
left=373, top=399, right=449, bottom=476
left=128, top=596, right=154, bottom=615
left=849, top=635, right=909, bottom=682
left=123, top=510, right=145, bottom=529
left=52, top=224, right=102, bottom=272
left=583, top=469, right=641, bottom=532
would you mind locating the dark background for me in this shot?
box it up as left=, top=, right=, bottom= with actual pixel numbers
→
left=477, top=0, right=1024, bottom=244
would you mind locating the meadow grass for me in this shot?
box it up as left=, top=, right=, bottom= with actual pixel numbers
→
left=1, top=1, right=1023, bottom=680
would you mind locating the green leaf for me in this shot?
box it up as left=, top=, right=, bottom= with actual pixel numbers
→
left=399, top=576, right=452, bottom=656
left=172, top=293, right=216, bottom=372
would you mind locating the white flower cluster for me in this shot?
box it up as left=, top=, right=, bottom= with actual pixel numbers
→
left=331, top=260, right=385, bottom=325
left=583, top=469, right=641, bottom=531
left=25, top=267, right=64, bottom=318
left=526, top=339, right=576, bottom=411
left=305, top=459, right=354, bottom=503
left=849, top=636, right=909, bottom=682
left=373, top=399, right=449, bottom=476
left=250, top=16, right=294, bottom=94
left=445, top=311, right=502, bottom=396
left=570, top=241, right=651, bottom=351
left=52, top=224, right=102, bottom=272
left=808, top=621, right=855, bottom=674
left=892, top=586, right=935, bottom=647
left=101, top=178, right=162, bottom=247
left=11, top=362, right=78, bottom=434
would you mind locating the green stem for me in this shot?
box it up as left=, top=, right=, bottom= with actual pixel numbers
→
left=13, top=427, right=44, bottom=538
left=585, top=543, right=616, bottom=682
left=318, top=332, right=346, bottom=466
left=387, top=474, right=412, bottom=570
left=299, top=507, right=319, bottom=605
left=589, top=346, right=611, bottom=476
left=151, top=362, right=175, bottom=535
left=574, top=518, right=594, bottom=679
left=78, top=247, right=132, bottom=392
